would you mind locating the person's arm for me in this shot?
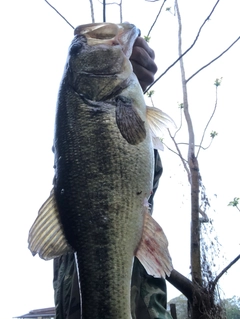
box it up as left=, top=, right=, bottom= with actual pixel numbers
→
left=130, top=37, right=158, bottom=91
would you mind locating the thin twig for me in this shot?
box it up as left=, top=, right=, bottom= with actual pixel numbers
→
left=44, top=0, right=74, bottom=29
left=103, top=0, right=106, bottom=22
left=89, top=0, right=95, bottom=23
left=173, top=106, right=183, bottom=138
left=186, top=36, right=240, bottom=83
left=145, top=0, right=221, bottom=94
left=163, top=142, right=183, bottom=158
left=147, top=0, right=167, bottom=37
left=196, top=85, right=218, bottom=158
left=168, top=129, right=191, bottom=183
left=98, top=0, right=120, bottom=4
left=175, top=0, right=194, bottom=159
left=177, top=140, right=214, bottom=150
left=119, top=0, right=123, bottom=23
left=97, top=0, right=122, bottom=23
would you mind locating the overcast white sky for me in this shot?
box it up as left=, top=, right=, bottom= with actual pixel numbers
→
left=0, top=0, right=240, bottom=318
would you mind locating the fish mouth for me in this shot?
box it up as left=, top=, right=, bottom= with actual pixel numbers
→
left=74, top=22, right=140, bottom=58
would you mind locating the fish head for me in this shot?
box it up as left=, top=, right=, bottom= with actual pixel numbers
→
left=74, top=22, right=140, bottom=58
left=65, top=23, right=140, bottom=100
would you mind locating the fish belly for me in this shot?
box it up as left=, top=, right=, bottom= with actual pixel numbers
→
left=54, top=87, right=154, bottom=319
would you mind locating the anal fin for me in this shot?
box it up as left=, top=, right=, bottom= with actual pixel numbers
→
left=135, top=209, right=173, bottom=278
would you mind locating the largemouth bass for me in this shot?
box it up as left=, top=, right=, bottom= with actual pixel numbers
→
left=28, top=22, right=173, bottom=319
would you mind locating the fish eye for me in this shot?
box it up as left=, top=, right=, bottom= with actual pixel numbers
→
left=69, top=43, right=82, bottom=55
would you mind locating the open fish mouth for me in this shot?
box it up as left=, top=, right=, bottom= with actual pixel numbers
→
left=74, top=22, right=140, bottom=58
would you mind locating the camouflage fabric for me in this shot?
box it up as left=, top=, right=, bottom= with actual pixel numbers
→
left=53, top=150, right=172, bottom=319
left=131, top=258, right=172, bottom=319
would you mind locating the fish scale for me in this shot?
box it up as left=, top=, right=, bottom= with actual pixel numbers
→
left=54, top=86, right=151, bottom=318
left=55, top=88, right=151, bottom=319
left=28, top=22, right=173, bottom=319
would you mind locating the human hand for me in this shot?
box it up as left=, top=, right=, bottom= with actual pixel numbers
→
left=130, top=37, right=158, bottom=91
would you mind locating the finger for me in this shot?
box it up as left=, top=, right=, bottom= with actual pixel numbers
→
left=130, top=46, right=158, bottom=74
left=133, top=37, right=155, bottom=59
left=131, top=60, right=155, bottom=91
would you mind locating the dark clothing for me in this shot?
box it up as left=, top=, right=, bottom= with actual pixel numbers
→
left=53, top=150, right=172, bottom=319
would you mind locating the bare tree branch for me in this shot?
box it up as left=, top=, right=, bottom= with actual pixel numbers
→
left=166, top=269, right=194, bottom=303
left=199, top=207, right=209, bottom=223
left=177, top=140, right=214, bottom=151
left=119, top=0, right=123, bottom=23
left=210, top=254, right=240, bottom=294
left=147, top=0, right=167, bottom=37
left=89, top=0, right=95, bottom=23
left=145, top=0, right=221, bottom=94
left=98, top=0, right=123, bottom=22
left=173, top=105, right=183, bottom=138
left=97, top=0, right=121, bottom=4
left=196, top=84, right=219, bottom=158
left=175, top=0, right=204, bottom=289
left=186, top=36, right=240, bottom=83
left=103, top=0, right=106, bottom=22
left=162, top=141, right=186, bottom=158
left=167, top=129, right=191, bottom=183
left=175, top=0, right=194, bottom=160
left=44, top=0, right=74, bottom=29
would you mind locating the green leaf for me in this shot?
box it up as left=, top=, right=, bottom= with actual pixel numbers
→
left=210, top=131, right=218, bottom=138
left=144, top=35, right=151, bottom=43
left=146, top=90, right=154, bottom=97
left=214, top=77, right=223, bottom=87
left=228, top=197, right=239, bottom=207
left=178, top=102, right=184, bottom=109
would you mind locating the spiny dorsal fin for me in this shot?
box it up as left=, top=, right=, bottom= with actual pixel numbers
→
left=135, top=208, right=173, bottom=278
left=28, top=189, right=72, bottom=260
left=147, top=106, right=176, bottom=151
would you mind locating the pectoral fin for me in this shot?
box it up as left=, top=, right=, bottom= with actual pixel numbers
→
left=135, top=209, right=173, bottom=278
left=147, top=106, right=176, bottom=151
left=28, top=189, right=73, bottom=260
left=115, top=95, right=146, bottom=145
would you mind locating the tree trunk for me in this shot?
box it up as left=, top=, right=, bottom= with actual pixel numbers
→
left=170, top=304, right=177, bottom=319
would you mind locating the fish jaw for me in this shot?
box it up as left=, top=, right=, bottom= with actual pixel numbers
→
left=74, top=22, right=140, bottom=58
left=63, top=23, right=140, bottom=101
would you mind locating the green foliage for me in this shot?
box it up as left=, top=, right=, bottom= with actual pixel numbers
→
left=214, top=77, right=223, bottom=87
left=146, top=90, right=154, bottom=98
left=223, top=296, right=240, bottom=319
left=168, top=295, right=240, bottom=319
left=210, top=131, right=218, bottom=138
left=144, top=35, right=151, bottom=43
left=228, top=197, right=239, bottom=207
left=178, top=102, right=184, bottom=109
left=168, top=295, right=188, bottom=319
